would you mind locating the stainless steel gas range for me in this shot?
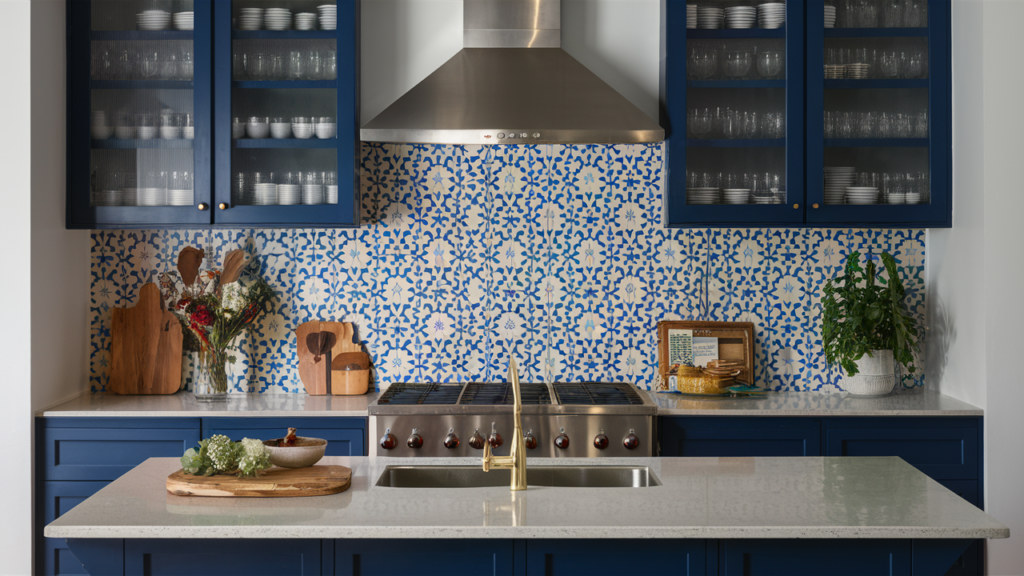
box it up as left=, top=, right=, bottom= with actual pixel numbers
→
left=368, top=382, right=656, bottom=458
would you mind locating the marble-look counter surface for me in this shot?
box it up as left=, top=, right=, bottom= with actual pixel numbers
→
left=648, top=389, right=983, bottom=416
left=38, top=392, right=376, bottom=418
left=45, top=456, right=1008, bottom=540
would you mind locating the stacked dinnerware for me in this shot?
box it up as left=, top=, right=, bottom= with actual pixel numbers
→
left=846, top=186, right=880, bottom=205
left=91, top=111, right=112, bottom=140
left=295, top=12, right=318, bottom=30
left=315, top=117, right=337, bottom=139
left=687, top=188, right=719, bottom=205
left=824, top=166, right=856, bottom=204
left=138, top=187, right=167, bottom=207
left=292, top=117, right=314, bottom=139
left=824, top=5, right=837, bottom=28
left=167, top=189, right=194, bottom=206
left=278, top=182, right=301, bottom=205
left=696, top=6, right=724, bottom=29
left=846, top=62, right=870, bottom=79
left=825, top=64, right=846, bottom=79
left=254, top=182, right=278, bottom=205
left=326, top=185, right=338, bottom=204
left=270, top=118, right=292, bottom=139
left=246, top=117, right=270, bottom=139
left=137, top=10, right=170, bottom=31
left=887, top=192, right=906, bottom=205
left=121, top=187, right=138, bottom=206
left=173, top=11, right=194, bottom=30
left=93, top=189, right=122, bottom=207
left=265, top=8, right=292, bottom=30
left=238, top=8, right=264, bottom=30
left=302, top=183, right=325, bottom=205
left=687, top=5, right=697, bottom=28
left=905, top=192, right=921, bottom=205
left=318, top=4, right=337, bottom=30
left=751, top=194, right=776, bottom=204
left=757, top=3, right=786, bottom=29
left=725, top=6, right=757, bottom=29
left=723, top=189, right=751, bottom=205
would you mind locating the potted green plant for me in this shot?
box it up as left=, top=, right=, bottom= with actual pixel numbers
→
left=821, top=251, right=919, bottom=396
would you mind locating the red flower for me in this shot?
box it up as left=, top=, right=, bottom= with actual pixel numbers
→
left=176, top=297, right=192, bottom=310
left=191, top=305, right=215, bottom=326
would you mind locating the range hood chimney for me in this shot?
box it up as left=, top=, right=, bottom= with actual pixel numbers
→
left=360, top=0, right=665, bottom=145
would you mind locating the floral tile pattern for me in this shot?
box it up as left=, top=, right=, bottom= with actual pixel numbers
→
left=88, top=143, right=927, bottom=394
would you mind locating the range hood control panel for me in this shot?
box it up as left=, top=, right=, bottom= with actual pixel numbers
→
left=488, top=131, right=542, bottom=142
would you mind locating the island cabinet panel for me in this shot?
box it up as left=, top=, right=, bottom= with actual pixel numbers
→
left=658, top=417, right=821, bottom=457
left=334, top=540, right=515, bottom=576
left=39, top=482, right=107, bottom=576
left=125, top=539, right=323, bottom=576
left=719, top=540, right=911, bottom=576
left=524, top=539, right=707, bottom=576
left=201, top=417, right=367, bottom=456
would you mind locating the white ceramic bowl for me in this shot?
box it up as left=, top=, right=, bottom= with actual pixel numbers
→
left=246, top=122, right=269, bottom=139
left=137, top=126, right=158, bottom=140
left=262, top=437, right=327, bottom=469
left=232, top=123, right=245, bottom=139
left=270, top=123, right=292, bottom=139
left=91, top=125, right=113, bottom=139
left=315, top=123, right=337, bottom=139
left=292, top=123, right=314, bottom=139
left=159, top=126, right=182, bottom=139
left=114, top=126, right=136, bottom=139
left=182, top=126, right=195, bottom=139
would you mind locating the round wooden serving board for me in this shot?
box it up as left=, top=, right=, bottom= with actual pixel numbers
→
left=166, top=465, right=352, bottom=497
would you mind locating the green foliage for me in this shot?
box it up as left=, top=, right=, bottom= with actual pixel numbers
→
left=180, top=438, right=216, bottom=476
left=181, top=435, right=271, bottom=478
left=821, top=251, right=919, bottom=376
left=237, top=438, right=272, bottom=478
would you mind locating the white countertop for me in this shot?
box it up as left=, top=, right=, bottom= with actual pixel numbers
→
left=38, top=392, right=376, bottom=417
left=45, top=456, right=1008, bottom=540
left=648, top=389, right=983, bottom=416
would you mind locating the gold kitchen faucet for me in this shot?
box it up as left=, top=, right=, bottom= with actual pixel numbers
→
left=482, top=357, right=528, bottom=490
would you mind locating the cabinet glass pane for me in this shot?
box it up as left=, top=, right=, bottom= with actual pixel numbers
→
left=826, top=0, right=927, bottom=29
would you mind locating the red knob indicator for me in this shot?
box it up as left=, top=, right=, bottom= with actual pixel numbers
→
left=554, top=427, right=570, bottom=450
left=444, top=428, right=460, bottom=449
left=407, top=428, right=423, bottom=449
left=379, top=428, right=397, bottom=450
left=623, top=429, right=640, bottom=450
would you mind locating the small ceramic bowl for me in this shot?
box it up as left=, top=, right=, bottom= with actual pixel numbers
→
left=262, top=436, right=327, bottom=468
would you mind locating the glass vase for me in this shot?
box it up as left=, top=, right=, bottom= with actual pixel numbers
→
left=194, top=349, right=230, bottom=402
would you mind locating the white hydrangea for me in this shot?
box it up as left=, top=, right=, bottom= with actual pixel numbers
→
left=222, top=282, right=245, bottom=314
left=206, top=434, right=238, bottom=472
left=237, top=438, right=271, bottom=477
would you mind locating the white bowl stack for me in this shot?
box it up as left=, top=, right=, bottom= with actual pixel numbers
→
left=93, top=189, right=123, bottom=207
left=159, top=125, right=181, bottom=140
left=824, top=5, right=837, bottom=28
left=278, top=183, right=301, bottom=205
left=824, top=166, right=856, bottom=204
left=302, top=183, right=325, bottom=205
left=137, top=125, right=158, bottom=140
left=137, top=10, right=171, bottom=31
left=757, top=3, right=786, bottom=29
left=725, top=6, right=757, bottom=29
left=687, top=5, right=697, bottom=29
left=846, top=186, right=880, bottom=205
left=315, top=121, right=337, bottom=139
left=846, top=62, right=870, bottom=79
left=295, top=12, right=317, bottom=30
left=183, top=125, right=195, bottom=139
left=906, top=192, right=922, bottom=205
left=173, top=11, right=194, bottom=30
left=292, top=121, right=314, bottom=139
left=167, top=188, right=194, bottom=206
left=138, top=187, right=167, bottom=207
left=270, top=121, right=292, bottom=139
left=751, top=194, right=776, bottom=204
left=326, top=185, right=339, bottom=204
left=91, top=112, right=112, bottom=140
left=723, top=189, right=751, bottom=205
left=887, top=192, right=906, bottom=205
left=246, top=121, right=270, bottom=139
left=254, top=182, right=278, bottom=205
left=265, top=8, right=292, bottom=30
left=697, top=6, right=724, bottom=29
left=238, top=8, right=264, bottom=31
left=687, top=187, right=719, bottom=205
left=318, top=4, right=337, bottom=30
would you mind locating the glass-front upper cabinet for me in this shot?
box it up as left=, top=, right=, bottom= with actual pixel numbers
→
left=67, top=0, right=213, bottom=228
left=212, top=0, right=358, bottom=226
left=663, top=0, right=805, bottom=226
left=805, top=0, right=950, bottom=226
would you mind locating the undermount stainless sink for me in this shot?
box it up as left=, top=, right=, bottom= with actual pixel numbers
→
left=375, top=466, right=662, bottom=488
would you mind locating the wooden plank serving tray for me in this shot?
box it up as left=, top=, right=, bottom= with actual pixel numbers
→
left=166, top=465, right=352, bottom=498
left=657, top=321, right=756, bottom=386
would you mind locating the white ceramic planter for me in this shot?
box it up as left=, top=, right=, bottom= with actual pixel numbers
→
left=843, top=349, right=896, bottom=396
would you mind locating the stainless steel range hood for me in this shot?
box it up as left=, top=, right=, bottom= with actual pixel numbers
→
left=360, top=0, right=664, bottom=145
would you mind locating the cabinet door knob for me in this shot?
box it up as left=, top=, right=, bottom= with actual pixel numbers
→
left=218, top=203, right=229, bottom=210
left=812, top=203, right=820, bottom=209
left=793, top=203, right=800, bottom=210
left=197, top=203, right=209, bottom=211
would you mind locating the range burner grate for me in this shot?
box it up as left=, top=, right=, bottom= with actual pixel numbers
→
left=377, top=383, right=462, bottom=405
left=458, top=382, right=552, bottom=405
left=553, top=382, right=645, bottom=406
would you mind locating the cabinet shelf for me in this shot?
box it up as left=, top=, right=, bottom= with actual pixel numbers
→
left=686, top=28, right=786, bottom=39
left=231, top=80, right=336, bottom=89
left=824, top=79, right=929, bottom=89
left=90, top=31, right=193, bottom=41
left=686, top=138, right=786, bottom=148
left=233, top=139, right=337, bottom=149
left=824, top=138, right=929, bottom=147
left=687, top=80, right=786, bottom=88
left=823, top=27, right=929, bottom=38
left=90, top=80, right=194, bottom=90
left=232, top=30, right=337, bottom=40
left=92, top=139, right=195, bottom=149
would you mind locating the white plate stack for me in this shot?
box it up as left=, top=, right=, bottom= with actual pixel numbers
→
left=302, top=184, right=324, bottom=205
left=751, top=194, right=776, bottom=204
left=254, top=182, right=278, bottom=205
left=167, top=189, right=194, bottom=206
left=295, top=12, right=317, bottom=30
left=825, top=64, right=846, bottom=79
left=846, top=186, right=879, bottom=205
left=326, top=185, right=339, bottom=204
left=264, top=8, right=292, bottom=30
left=277, top=184, right=301, bottom=205
left=725, top=6, right=757, bottom=29
left=906, top=192, right=921, bottom=205
left=687, top=5, right=697, bottom=29
left=723, top=189, right=751, bottom=205
left=138, top=187, right=167, bottom=206
left=318, top=4, right=337, bottom=30
left=824, top=166, right=855, bottom=204
left=757, top=3, right=786, bottom=29
left=824, top=5, right=837, bottom=28
left=173, top=11, right=194, bottom=30
left=887, top=192, right=906, bottom=205
left=93, top=189, right=123, bottom=207
left=238, top=8, right=264, bottom=31
left=846, top=62, right=870, bottom=79
left=687, top=187, right=719, bottom=205
left=696, top=6, right=724, bottom=29
left=137, top=10, right=171, bottom=31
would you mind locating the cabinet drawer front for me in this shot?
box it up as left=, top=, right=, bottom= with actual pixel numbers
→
left=660, top=417, right=821, bottom=457
left=40, top=422, right=201, bottom=481
left=526, top=539, right=705, bottom=576
left=721, top=539, right=912, bottom=576
left=39, top=482, right=108, bottom=576
left=126, top=539, right=322, bottom=576
left=825, top=425, right=978, bottom=480
left=335, top=540, right=513, bottom=576
left=202, top=417, right=367, bottom=456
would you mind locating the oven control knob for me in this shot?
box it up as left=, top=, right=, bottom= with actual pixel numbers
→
left=488, top=422, right=503, bottom=449
left=444, top=428, right=460, bottom=449
left=594, top=429, right=609, bottom=450
left=379, top=428, right=397, bottom=450
left=554, top=427, right=570, bottom=450
left=407, top=428, right=423, bottom=449
left=469, top=428, right=486, bottom=450
left=623, top=429, right=640, bottom=450
left=524, top=429, right=538, bottom=450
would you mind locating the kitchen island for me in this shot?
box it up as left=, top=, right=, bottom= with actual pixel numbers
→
left=46, top=456, right=1007, bottom=576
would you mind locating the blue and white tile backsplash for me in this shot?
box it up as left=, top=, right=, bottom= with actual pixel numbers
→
left=89, top=143, right=926, bottom=394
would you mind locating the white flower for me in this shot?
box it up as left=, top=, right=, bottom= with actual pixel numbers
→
left=222, top=283, right=245, bottom=312
left=495, top=311, right=527, bottom=341
left=425, top=312, right=455, bottom=341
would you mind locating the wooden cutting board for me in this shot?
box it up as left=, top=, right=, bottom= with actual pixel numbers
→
left=109, top=283, right=182, bottom=395
left=166, top=465, right=352, bottom=497
left=295, top=321, right=362, bottom=395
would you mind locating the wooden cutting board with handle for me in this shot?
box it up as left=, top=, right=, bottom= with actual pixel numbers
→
left=295, top=321, right=362, bottom=395
left=166, top=465, right=352, bottom=497
left=109, top=283, right=182, bottom=395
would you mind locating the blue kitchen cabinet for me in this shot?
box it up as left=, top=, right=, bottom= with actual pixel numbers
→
left=335, top=540, right=515, bottom=576
left=525, top=539, right=706, bottom=576
left=39, top=482, right=108, bottom=576
left=658, top=417, right=821, bottom=457
left=201, top=417, right=367, bottom=456
left=720, top=539, right=912, bottom=576
left=123, top=539, right=324, bottom=576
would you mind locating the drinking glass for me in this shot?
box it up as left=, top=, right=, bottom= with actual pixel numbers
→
left=838, top=112, right=853, bottom=138
left=894, top=113, right=912, bottom=138
left=158, top=47, right=179, bottom=79
left=905, top=0, right=926, bottom=27
left=902, top=51, right=925, bottom=79
left=880, top=50, right=900, bottom=78
left=233, top=172, right=249, bottom=204
left=179, top=46, right=193, bottom=80
left=824, top=111, right=836, bottom=138
left=233, top=52, right=246, bottom=80
left=248, top=52, right=267, bottom=80
left=881, top=0, right=903, bottom=27
left=288, top=50, right=306, bottom=80
left=756, top=51, right=783, bottom=78
left=140, top=49, right=159, bottom=79
left=877, top=112, right=893, bottom=137
left=722, top=110, right=742, bottom=139
left=913, top=110, right=928, bottom=138
left=724, top=51, right=752, bottom=79
left=856, top=112, right=875, bottom=138
left=270, top=52, right=285, bottom=80
left=324, top=50, right=337, bottom=80
left=743, top=111, right=759, bottom=139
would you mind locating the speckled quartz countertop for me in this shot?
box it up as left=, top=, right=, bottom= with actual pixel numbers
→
left=38, top=392, right=376, bottom=417
left=648, top=389, right=983, bottom=416
left=45, top=456, right=1008, bottom=540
